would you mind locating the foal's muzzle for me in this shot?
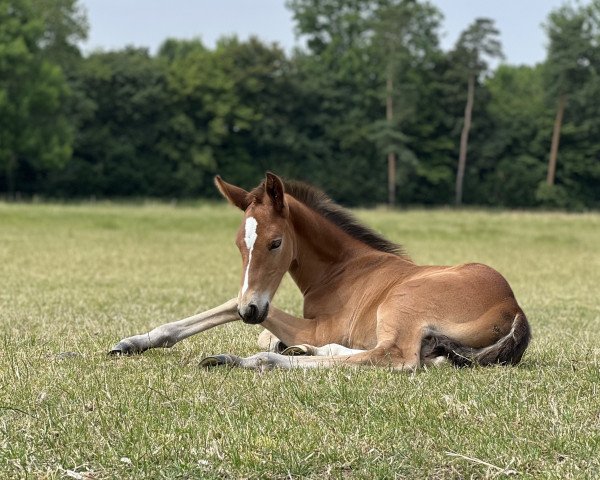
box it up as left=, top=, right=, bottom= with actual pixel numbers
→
left=238, top=302, right=269, bottom=324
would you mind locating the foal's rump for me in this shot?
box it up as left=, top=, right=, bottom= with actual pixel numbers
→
left=406, top=262, right=532, bottom=367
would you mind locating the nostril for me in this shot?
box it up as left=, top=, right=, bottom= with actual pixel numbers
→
left=239, top=303, right=265, bottom=324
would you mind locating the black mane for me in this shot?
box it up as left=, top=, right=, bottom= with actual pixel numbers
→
left=283, top=180, right=406, bottom=257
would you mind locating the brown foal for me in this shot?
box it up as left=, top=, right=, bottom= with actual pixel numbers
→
left=111, top=172, right=531, bottom=370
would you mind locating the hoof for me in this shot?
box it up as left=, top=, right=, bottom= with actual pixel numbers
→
left=199, top=354, right=238, bottom=368
left=108, top=340, right=140, bottom=356
left=272, top=340, right=289, bottom=354
left=281, top=345, right=312, bottom=356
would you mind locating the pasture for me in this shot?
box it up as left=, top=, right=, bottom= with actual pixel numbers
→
left=0, top=202, right=598, bottom=479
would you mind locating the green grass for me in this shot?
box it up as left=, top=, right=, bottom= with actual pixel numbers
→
left=1, top=202, right=599, bottom=479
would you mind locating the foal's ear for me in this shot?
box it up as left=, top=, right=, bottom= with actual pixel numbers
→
left=265, top=172, right=287, bottom=215
left=214, top=176, right=251, bottom=211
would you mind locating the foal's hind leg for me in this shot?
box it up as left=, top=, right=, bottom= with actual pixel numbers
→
left=200, top=347, right=411, bottom=370
left=369, top=298, right=428, bottom=371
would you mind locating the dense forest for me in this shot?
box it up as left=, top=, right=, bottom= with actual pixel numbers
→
left=1, top=0, right=599, bottom=208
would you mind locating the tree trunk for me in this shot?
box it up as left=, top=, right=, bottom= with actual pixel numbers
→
left=455, top=73, right=475, bottom=206
left=386, top=74, right=396, bottom=207
left=547, top=93, right=567, bottom=186
left=5, top=155, right=16, bottom=200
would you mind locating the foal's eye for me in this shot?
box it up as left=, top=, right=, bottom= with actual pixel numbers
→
left=269, top=239, right=282, bottom=251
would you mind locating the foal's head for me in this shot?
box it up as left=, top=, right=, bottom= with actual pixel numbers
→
left=215, top=173, right=294, bottom=324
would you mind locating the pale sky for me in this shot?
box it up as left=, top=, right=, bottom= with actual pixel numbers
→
left=80, top=0, right=579, bottom=65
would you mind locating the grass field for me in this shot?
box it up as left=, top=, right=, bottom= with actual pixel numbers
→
left=1, top=202, right=599, bottom=479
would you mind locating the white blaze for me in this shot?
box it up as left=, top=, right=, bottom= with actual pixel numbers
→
left=241, top=217, right=258, bottom=295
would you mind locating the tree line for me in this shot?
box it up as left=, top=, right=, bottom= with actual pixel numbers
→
left=1, top=0, right=599, bottom=209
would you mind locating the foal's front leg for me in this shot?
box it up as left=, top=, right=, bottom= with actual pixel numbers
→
left=281, top=343, right=365, bottom=356
left=110, top=298, right=239, bottom=355
left=258, top=330, right=365, bottom=356
left=109, top=300, right=317, bottom=355
left=257, top=329, right=289, bottom=353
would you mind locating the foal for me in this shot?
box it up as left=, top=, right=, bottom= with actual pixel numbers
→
left=111, top=173, right=531, bottom=370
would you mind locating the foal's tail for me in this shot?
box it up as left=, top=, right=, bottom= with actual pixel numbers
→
left=422, top=313, right=532, bottom=367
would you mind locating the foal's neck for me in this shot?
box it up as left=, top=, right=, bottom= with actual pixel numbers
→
left=286, top=197, right=378, bottom=294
